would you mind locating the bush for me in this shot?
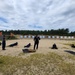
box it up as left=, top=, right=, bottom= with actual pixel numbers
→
left=7, top=36, right=18, bottom=40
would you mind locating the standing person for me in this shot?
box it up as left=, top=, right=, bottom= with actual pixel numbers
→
left=34, top=35, right=40, bottom=50
left=2, top=35, right=6, bottom=50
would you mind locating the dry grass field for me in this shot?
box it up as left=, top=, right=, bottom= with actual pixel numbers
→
left=0, top=39, right=75, bottom=75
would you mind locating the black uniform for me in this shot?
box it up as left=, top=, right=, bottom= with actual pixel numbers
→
left=34, top=35, right=40, bottom=50
left=2, top=36, right=6, bottom=50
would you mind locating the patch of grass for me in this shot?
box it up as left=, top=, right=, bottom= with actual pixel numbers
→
left=64, top=43, right=71, bottom=46
left=18, top=53, right=26, bottom=56
left=62, top=47, right=69, bottom=49
left=0, top=52, right=75, bottom=75
left=66, top=54, right=75, bottom=60
left=64, top=42, right=75, bottom=46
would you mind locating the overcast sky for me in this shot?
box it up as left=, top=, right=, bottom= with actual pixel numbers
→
left=0, top=0, right=75, bottom=31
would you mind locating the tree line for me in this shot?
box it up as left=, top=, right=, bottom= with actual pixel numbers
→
left=0, top=28, right=75, bottom=36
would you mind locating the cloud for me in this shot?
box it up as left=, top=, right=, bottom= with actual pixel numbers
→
left=0, top=17, right=8, bottom=23
left=0, top=0, right=75, bottom=31
left=28, top=25, right=43, bottom=29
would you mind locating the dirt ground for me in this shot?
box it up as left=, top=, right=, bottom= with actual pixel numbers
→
left=0, top=39, right=75, bottom=57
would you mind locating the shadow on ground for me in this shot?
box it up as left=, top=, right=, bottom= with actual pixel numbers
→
left=65, top=50, right=75, bottom=55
